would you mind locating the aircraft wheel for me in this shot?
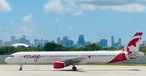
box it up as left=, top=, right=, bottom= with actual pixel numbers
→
left=72, top=66, right=77, bottom=71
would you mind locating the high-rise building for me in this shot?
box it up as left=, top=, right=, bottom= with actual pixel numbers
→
left=20, top=35, right=26, bottom=43
left=68, top=40, right=74, bottom=47
left=85, top=41, right=91, bottom=45
left=98, top=39, right=108, bottom=48
left=0, top=40, right=3, bottom=46
left=111, top=36, right=114, bottom=47
left=111, top=36, right=122, bottom=47
left=60, top=36, right=74, bottom=47
left=38, top=39, right=44, bottom=47
left=33, top=39, right=48, bottom=47
left=61, top=36, right=69, bottom=47
left=25, top=40, right=30, bottom=45
left=142, top=41, right=146, bottom=46
left=118, top=38, right=122, bottom=46
left=63, top=36, right=68, bottom=40
left=34, top=39, right=40, bottom=47
left=77, top=35, right=85, bottom=46
left=11, top=36, right=16, bottom=44
left=11, top=36, right=15, bottom=42
left=57, top=37, right=61, bottom=44
left=19, top=35, right=30, bottom=45
left=4, top=41, right=11, bottom=46
left=44, top=40, right=48, bottom=45
left=50, top=40, right=55, bottom=43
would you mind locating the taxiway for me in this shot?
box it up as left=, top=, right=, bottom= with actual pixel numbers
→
left=0, top=65, right=146, bottom=76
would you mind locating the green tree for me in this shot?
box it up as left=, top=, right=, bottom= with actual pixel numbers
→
left=6, top=46, right=14, bottom=54
left=140, top=47, right=146, bottom=54
left=84, top=43, right=101, bottom=51
left=0, top=46, right=5, bottom=55
left=43, top=42, right=65, bottom=51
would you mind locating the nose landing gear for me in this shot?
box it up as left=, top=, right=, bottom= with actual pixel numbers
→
left=19, top=65, right=22, bottom=71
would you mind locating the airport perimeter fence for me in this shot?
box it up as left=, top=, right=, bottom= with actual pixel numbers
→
left=117, top=55, right=146, bottom=64
left=0, top=55, right=9, bottom=64
left=0, top=55, right=146, bottom=64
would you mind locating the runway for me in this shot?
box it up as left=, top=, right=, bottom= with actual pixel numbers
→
left=0, top=65, right=146, bottom=76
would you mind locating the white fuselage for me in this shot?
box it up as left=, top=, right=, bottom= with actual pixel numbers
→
left=5, top=51, right=131, bottom=65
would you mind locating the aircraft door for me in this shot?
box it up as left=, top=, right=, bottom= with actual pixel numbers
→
left=17, top=53, right=24, bottom=64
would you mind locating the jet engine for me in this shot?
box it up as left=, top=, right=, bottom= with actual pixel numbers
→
left=53, top=61, right=65, bottom=69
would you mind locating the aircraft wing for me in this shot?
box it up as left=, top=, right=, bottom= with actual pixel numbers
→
left=63, top=57, right=86, bottom=66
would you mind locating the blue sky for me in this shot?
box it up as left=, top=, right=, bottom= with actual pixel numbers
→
left=0, top=0, right=146, bottom=45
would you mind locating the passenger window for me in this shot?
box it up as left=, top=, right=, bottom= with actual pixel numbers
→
left=10, top=55, right=14, bottom=57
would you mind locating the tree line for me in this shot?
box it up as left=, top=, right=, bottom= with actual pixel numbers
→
left=0, top=42, right=145, bottom=55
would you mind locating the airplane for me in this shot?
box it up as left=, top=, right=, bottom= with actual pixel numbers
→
left=5, top=32, right=145, bottom=71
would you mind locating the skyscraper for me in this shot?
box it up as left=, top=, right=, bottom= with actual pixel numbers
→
left=57, top=37, right=61, bottom=44
left=118, top=38, right=122, bottom=46
left=0, top=40, right=3, bottom=46
left=4, top=41, right=11, bottom=46
left=44, top=40, right=48, bottom=46
left=61, top=36, right=69, bottom=47
left=11, top=36, right=15, bottom=42
left=142, top=41, right=146, bottom=46
left=98, top=39, right=108, bottom=48
left=20, top=35, right=26, bottom=43
left=60, top=36, right=74, bottom=47
left=68, top=40, right=74, bottom=47
left=11, top=36, right=16, bottom=44
left=19, top=35, right=30, bottom=45
left=77, top=35, right=85, bottom=46
left=34, top=39, right=41, bottom=47
left=111, top=36, right=122, bottom=47
left=111, top=36, right=114, bottom=47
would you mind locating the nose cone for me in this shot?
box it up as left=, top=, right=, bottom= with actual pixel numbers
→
left=5, top=57, right=10, bottom=64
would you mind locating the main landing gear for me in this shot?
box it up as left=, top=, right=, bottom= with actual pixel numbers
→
left=19, top=65, right=77, bottom=71
left=72, top=65, right=77, bottom=71
left=19, top=65, right=22, bottom=71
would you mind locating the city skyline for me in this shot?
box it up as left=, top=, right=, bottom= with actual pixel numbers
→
left=0, top=34, right=122, bottom=47
left=0, top=0, right=146, bottom=45
left=1, top=34, right=146, bottom=48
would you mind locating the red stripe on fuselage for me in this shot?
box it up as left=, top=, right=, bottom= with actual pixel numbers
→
left=108, top=51, right=127, bottom=63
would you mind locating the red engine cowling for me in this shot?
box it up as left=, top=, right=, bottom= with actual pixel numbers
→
left=53, top=61, right=65, bottom=69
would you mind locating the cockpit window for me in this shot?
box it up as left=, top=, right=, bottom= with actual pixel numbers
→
left=10, top=55, right=14, bottom=57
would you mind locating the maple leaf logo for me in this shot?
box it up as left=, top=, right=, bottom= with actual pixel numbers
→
left=128, top=38, right=140, bottom=47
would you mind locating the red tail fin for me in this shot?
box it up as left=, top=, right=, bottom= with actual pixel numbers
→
left=123, top=32, right=142, bottom=53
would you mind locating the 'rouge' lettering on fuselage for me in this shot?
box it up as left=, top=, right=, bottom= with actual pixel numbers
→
left=24, top=55, right=41, bottom=62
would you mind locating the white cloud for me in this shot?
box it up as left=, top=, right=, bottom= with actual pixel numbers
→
left=22, top=13, right=32, bottom=23
left=108, top=4, right=146, bottom=12
left=44, top=0, right=63, bottom=13
left=0, top=0, right=11, bottom=12
left=44, top=0, right=146, bottom=15
left=94, top=3, right=146, bottom=12
left=44, top=0, right=83, bottom=15
left=79, top=0, right=146, bottom=12
left=14, top=13, right=37, bottom=37
left=77, top=0, right=145, bottom=5
left=81, top=4, right=97, bottom=11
